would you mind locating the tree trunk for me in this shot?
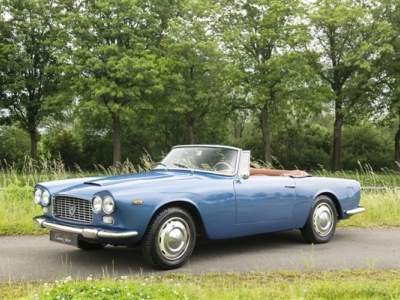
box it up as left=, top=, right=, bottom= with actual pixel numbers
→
left=332, top=111, right=343, bottom=172
left=260, top=106, right=272, bottom=164
left=29, top=129, right=38, bottom=160
left=395, top=125, right=400, bottom=172
left=186, top=113, right=195, bottom=144
left=111, top=112, right=122, bottom=167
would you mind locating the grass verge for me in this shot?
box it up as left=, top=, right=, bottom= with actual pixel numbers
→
left=1, top=270, right=399, bottom=299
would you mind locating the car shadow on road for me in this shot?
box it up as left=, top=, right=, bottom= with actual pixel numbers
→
left=51, top=229, right=310, bottom=277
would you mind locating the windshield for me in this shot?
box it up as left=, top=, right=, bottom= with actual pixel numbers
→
left=159, top=146, right=239, bottom=175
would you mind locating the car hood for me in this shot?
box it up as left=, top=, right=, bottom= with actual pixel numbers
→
left=37, top=170, right=202, bottom=199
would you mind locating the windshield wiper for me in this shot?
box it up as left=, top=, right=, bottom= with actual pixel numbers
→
left=156, top=162, right=168, bottom=172
left=173, top=163, right=195, bottom=174
left=174, top=163, right=189, bottom=169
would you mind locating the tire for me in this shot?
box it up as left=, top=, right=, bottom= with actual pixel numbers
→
left=77, top=240, right=106, bottom=250
left=141, top=207, right=196, bottom=270
left=300, top=195, right=337, bottom=244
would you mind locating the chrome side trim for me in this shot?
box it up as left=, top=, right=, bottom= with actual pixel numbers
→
left=34, top=217, right=138, bottom=239
left=345, top=206, right=366, bottom=216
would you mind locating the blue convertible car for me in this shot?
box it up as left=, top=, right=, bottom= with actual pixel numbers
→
left=33, top=145, right=365, bottom=269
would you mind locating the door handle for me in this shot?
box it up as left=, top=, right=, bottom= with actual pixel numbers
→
left=285, top=185, right=296, bottom=188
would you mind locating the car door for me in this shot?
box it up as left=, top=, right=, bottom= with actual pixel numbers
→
left=233, top=176, right=297, bottom=224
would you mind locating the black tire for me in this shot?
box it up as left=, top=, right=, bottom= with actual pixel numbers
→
left=141, top=207, right=196, bottom=270
left=301, top=195, right=337, bottom=244
left=77, top=240, right=106, bottom=250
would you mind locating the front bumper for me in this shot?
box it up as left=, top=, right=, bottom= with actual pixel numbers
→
left=34, top=217, right=138, bottom=239
left=345, top=206, right=366, bottom=216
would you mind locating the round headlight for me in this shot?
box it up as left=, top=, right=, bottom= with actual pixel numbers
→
left=92, top=196, right=102, bottom=213
left=42, top=190, right=50, bottom=206
left=34, top=189, right=42, bottom=204
left=102, top=196, right=115, bottom=214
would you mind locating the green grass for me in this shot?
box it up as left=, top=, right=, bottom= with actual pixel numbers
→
left=1, top=270, right=399, bottom=299
left=339, top=191, right=400, bottom=228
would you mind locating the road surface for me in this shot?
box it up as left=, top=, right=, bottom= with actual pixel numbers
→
left=1, top=228, right=399, bottom=282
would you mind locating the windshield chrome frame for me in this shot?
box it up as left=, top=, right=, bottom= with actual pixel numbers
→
left=156, top=144, right=242, bottom=176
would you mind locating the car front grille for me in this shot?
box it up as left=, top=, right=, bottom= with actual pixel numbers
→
left=53, top=196, right=93, bottom=223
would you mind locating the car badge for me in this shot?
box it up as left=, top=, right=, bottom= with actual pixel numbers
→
left=69, top=204, right=76, bottom=216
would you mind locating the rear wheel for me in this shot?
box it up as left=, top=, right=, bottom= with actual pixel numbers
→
left=141, top=207, right=196, bottom=270
left=301, top=195, right=337, bottom=244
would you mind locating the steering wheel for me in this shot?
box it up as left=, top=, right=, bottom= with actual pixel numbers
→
left=213, top=162, right=234, bottom=174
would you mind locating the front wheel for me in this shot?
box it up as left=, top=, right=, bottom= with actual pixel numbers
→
left=141, top=207, right=196, bottom=270
left=301, top=195, right=337, bottom=244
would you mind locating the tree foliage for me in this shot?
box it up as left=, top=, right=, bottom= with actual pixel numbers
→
left=0, top=0, right=70, bottom=159
left=215, top=0, right=318, bottom=163
left=163, top=0, right=231, bottom=144
left=1, top=0, right=400, bottom=172
left=304, top=0, right=395, bottom=171
left=60, top=0, right=167, bottom=167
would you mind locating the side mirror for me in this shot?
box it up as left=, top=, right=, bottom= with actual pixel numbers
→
left=240, top=172, right=250, bottom=180
left=238, top=150, right=251, bottom=180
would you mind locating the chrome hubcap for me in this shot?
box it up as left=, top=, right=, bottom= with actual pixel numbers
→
left=312, top=203, right=334, bottom=237
left=158, top=217, right=190, bottom=260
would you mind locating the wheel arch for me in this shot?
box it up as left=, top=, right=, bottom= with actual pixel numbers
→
left=317, top=192, right=343, bottom=219
left=143, top=201, right=206, bottom=240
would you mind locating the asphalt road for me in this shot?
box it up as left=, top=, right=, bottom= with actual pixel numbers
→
left=1, top=228, right=399, bottom=282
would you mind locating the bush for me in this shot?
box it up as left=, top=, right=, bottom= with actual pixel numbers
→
left=0, top=126, right=30, bottom=169
left=41, top=130, right=83, bottom=170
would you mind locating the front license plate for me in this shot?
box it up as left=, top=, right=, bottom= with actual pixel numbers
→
left=50, top=230, right=78, bottom=246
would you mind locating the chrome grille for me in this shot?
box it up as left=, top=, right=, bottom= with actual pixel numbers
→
left=53, top=196, right=93, bottom=223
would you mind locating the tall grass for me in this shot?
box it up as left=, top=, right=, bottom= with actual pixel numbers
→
left=341, top=191, right=400, bottom=228
left=1, top=156, right=71, bottom=188
left=0, top=153, right=155, bottom=187
left=311, top=162, right=400, bottom=187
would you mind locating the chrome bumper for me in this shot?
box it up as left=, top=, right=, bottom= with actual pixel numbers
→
left=34, top=217, right=138, bottom=239
left=345, top=206, right=366, bottom=216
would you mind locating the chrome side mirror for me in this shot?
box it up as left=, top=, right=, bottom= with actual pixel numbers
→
left=238, top=150, right=251, bottom=180
left=240, top=172, right=250, bottom=180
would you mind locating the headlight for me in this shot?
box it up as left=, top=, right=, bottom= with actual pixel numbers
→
left=102, top=196, right=115, bottom=214
left=92, top=196, right=102, bottom=213
left=42, top=190, right=50, bottom=206
left=34, top=189, right=42, bottom=204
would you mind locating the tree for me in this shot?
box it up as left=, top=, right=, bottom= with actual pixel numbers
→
left=162, top=0, right=230, bottom=144
left=0, top=0, right=69, bottom=159
left=375, top=0, right=400, bottom=171
left=215, top=0, right=314, bottom=164
left=61, top=0, right=176, bottom=167
left=304, top=0, right=393, bottom=171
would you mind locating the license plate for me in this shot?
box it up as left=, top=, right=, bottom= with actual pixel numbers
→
left=50, top=230, right=78, bottom=246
